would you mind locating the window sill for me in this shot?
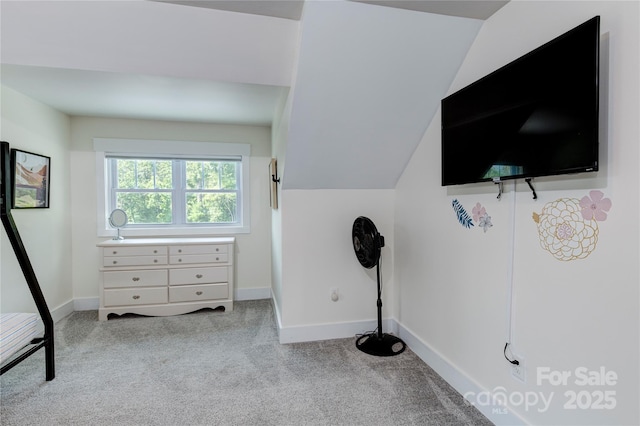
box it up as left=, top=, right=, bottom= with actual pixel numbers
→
left=98, top=225, right=249, bottom=239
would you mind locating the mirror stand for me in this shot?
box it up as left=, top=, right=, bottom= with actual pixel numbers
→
left=108, top=209, right=128, bottom=240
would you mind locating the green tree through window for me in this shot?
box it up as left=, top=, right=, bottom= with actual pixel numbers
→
left=108, top=156, right=241, bottom=226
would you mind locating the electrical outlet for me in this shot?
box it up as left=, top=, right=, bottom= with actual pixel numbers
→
left=330, top=287, right=339, bottom=302
left=511, top=357, right=526, bottom=383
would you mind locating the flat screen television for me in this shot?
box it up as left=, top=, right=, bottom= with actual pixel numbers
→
left=441, top=16, right=600, bottom=186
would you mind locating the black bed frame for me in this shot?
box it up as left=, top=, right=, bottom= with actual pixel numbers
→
left=0, top=141, right=55, bottom=381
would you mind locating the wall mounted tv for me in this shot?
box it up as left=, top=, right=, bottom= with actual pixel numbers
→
left=441, top=16, right=600, bottom=186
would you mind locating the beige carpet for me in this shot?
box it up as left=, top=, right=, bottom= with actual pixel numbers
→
left=1, top=300, right=491, bottom=425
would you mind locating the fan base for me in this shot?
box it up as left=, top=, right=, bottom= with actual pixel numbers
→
left=356, top=333, right=406, bottom=357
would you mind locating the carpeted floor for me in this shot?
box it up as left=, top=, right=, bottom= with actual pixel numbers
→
left=1, top=300, right=492, bottom=425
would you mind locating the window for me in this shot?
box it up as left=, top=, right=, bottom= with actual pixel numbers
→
left=95, top=139, right=250, bottom=236
left=107, top=156, right=241, bottom=226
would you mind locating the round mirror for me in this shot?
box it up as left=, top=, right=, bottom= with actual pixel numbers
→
left=109, top=209, right=128, bottom=228
left=108, top=209, right=128, bottom=240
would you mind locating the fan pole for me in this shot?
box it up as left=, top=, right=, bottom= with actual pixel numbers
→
left=376, top=261, right=383, bottom=340
left=356, top=260, right=407, bottom=357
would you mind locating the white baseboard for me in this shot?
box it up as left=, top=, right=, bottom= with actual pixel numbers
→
left=51, top=300, right=75, bottom=322
left=277, top=316, right=398, bottom=344
left=73, top=297, right=100, bottom=311
left=235, top=287, right=271, bottom=301
left=33, top=299, right=75, bottom=333
left=271, top=295, right=283, bottom=331
left=398, top=322, right=527, bottom=426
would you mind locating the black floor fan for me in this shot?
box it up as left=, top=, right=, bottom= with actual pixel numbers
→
left=352, top=216, right=406, bottom=357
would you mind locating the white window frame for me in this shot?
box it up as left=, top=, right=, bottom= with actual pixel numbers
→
left=95, top=138, right=250, bottom=237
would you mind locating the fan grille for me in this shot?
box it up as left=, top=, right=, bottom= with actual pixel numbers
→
left=352, top=216, right=380, bottom=269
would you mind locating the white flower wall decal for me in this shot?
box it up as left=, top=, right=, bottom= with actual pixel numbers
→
left=532, top=191, right=611, bottom=261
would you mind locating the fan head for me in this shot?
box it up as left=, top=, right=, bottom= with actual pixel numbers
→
left=352, top=216, right=384, bottom=269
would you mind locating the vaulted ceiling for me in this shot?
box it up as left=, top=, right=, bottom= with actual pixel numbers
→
left=1, top=0, right=508, bottom=189
left=154, top=0, right=507, bottom=20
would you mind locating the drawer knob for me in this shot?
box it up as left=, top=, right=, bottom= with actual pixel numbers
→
left=178, top=249, right=182, bottom=253
left=196, top=274, right=203, bottom=279
left=112, top=261, right=117, bottom=265
left=216, top=257, right=219, bottom=261
left=132, top=295, right=140, bottom=300
left=178, top=258, right=182, bottom=262
left=112, top=251, right=117, bottom=255
left=154, top=250, right=158, bottom=254
left=132, top=277, right=140, bottom=282
left=154, top=259, right=158, bottom=263
left=196, top=291, right=203, bottom=296
left=216, top=248, right=219, bottom=252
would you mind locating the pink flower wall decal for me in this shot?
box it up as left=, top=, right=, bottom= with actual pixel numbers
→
left=579, top=190, right=612, bottom=221
left=472, top=202, right=486, bottom=223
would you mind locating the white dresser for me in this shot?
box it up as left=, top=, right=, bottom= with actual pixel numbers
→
left=97, top=237, right=234, bottom=321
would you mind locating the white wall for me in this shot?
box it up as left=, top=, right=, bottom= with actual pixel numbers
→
left=272, top=0, right=479, bottom=341
left=394, top=1, right=639, bottom=425
left=279, top=189, right=395, bottom=338
left=68, top=116, right=273, bottom=305
left=0, top=86, right=73, bottom=317
left=270, top=90, right=293, bottom=322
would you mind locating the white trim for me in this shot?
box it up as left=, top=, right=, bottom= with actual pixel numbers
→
left=32, top=300, right=74, bottom=335
left=277, top=317, right=398, bottom=344
left=48, top=300, right=75, bottom=324
left=235, top=287, right=271, bottom=301
left=271, top=295, right=283, bottom=332
left=398, top=322, right=527, bottom=425
left=93, top=138, right=250, bottom=157
left=73, top=297, right=100, bottom=311
left=94, top=138, right=251, bottom=237
left=33, top=300, right=76, bottom=334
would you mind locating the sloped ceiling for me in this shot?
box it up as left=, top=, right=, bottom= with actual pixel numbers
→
left=284, top=1, right=483, bottom=189
left=0, top=0, right=501, bottom=189
left=152, top=0, right=306, bottom=20
left=0, top=0, right=299, bottom=125
left=154, top=0, right=508, bottom=21
left=354, top=1, right=508, bottom=20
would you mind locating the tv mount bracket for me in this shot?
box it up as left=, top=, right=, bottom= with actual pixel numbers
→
left=493, top=178, right=504, bottom=200
left=493, top=178, right=538, bottom=200
left=525, top=178, right=538, bottom=200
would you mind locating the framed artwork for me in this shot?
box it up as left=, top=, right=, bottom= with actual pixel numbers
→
left=11, top=149, right=50, bottom=209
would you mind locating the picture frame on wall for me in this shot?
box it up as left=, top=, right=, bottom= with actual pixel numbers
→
left=11, top=149, right=50, bottom=209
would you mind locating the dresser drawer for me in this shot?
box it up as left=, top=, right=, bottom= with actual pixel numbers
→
left=103, top=270, right=167, bottom=289
left=103, top=246, right=166, bottom=257
left=103, top=255, right=168, bottom=267
left=170, top=253, right=228, bottom=265
left=169, top=283, right=229, bottom=303
left=103, top=287, right=167, bottom=307
left=169, top=267, right=228, bottom=286
left=169, top=244, right=227, bottom=256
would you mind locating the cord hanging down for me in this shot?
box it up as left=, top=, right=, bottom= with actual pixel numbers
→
left=504, top=180, right=518, bottom=365
left=504, top=342, right=520, bottom=365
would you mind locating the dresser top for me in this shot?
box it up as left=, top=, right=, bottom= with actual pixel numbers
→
left=97, top=237, right=235, bottom=247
